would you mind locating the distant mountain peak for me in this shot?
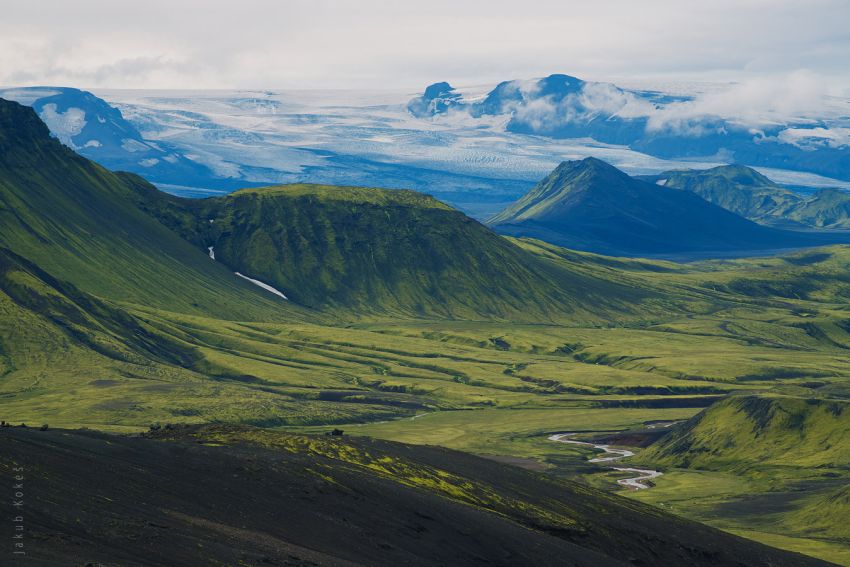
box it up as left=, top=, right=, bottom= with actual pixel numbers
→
left=543, top=157, right=635, bottom=193
left=488, top=157, right=841, bottom=256
left=697, top=164, right=777, bottom=187
left=407, top=81, right=463, bottom=118
left=536, top=73, right=585, bottom=97
left=422, top=81, right=456, bottom=99
left=404, top=71, right=850, bottom=183
left=489, top=157, right=643, bottom=226
left=409, top=73, right=591, bottom=119
left=647, top=164, right=850, bottom=229
left=556, top=156, right=626, bottom=175
left=0, top=86, right=223, bottom=191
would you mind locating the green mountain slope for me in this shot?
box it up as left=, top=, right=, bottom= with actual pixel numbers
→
left=653, top=165, right=850, bottom=229
left=0, top=424, right=828, bottom=566
left=652, top=164, right=803, bottom=220
left=642, top=395, right=849, bottom=469
left=632, top=394, right=850, bottom=558
left=780, top=188, right=850, bottom=229
left=0, top=98, right=302, bottom=320
left=488, top=158, right=829, bottom=257
left=128, top=176, right=653, bottom=320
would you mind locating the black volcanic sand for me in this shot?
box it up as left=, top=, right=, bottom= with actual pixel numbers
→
left=0, top=425, right=832, bottom=566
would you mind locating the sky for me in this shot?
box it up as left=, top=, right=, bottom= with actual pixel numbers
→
left=1, top=0, right=849, bottom=92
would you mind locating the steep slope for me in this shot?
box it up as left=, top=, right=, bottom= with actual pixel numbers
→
left=0, top=424, right=828, bottom=566
left=128, top=178, right=654, bottom=320
left=0, top=97, right=303, bottom=320
left=489, top=158, right=848, bottom=257
left=0, top=244, right=422, bottom=430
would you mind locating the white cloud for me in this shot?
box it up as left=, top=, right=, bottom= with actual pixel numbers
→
left=485, top=79, right=656, bottom=132
left=0, top=1, right=849, bottom=90
left=491, top=71, right=850, bottom=138
left=646, top=71, right=839, bottom=133
left=778, top=127, right=850, bottom=149
left=578, top=83, right=657, bottom=119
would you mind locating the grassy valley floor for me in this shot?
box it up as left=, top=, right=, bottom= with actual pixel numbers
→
left=4, top=266, right=850, bottom=562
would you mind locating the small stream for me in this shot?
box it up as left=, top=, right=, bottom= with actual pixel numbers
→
left=548, top=433, right=662, bottom=490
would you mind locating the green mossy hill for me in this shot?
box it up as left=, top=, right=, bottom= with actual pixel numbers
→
left=780, top=188, right=850, bottom=229
left=636, top=394, right=850, bottom=558
left=0, top=424, right=827, bottom=566
left=235, top=182, right=455, bottom=208
left=131, top=178, right=653, bottom=320
left=655, top=165, right=802, bottom=221
left=656, top=164, right=850, bottom=229
left=0, top=98, right=307, bottom=320
left=643, top=395, right=850, bottom=470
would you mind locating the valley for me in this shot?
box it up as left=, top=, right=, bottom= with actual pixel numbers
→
left=6, top=257, right=848, bottom=561
left=0, top=95, right=848, bottom=565
left=5, top=2, right=850, bottom=565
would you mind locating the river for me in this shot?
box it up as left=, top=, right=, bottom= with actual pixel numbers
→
left=548, top=433, right=662, bottom=490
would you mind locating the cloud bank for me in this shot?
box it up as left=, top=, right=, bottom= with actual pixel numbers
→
left=461, top=72, right=849, bottom=140
left=1, top=0, right=850, bottom=92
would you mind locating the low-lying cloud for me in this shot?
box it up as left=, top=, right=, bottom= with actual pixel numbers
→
left=487, top=72, right=850, bottom=143
left=647, top=71, right=840, bottom=133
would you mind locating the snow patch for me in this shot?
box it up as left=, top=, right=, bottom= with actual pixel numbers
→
left=235, top=272, right=288, bottom=300
left=39, top=104, right=86, bottom=147
left=656, top=178, right=668, bottom=186
left=208, top=246, right=215, bottom=260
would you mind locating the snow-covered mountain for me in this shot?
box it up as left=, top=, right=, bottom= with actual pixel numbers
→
left=0, top=87, right=239, bottom=193
left=406, top=74, right=850, bottom=183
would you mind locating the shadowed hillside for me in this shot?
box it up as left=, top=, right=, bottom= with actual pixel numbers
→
left=489, top=158, right=850, bottom=257
left=0, top=425, right=830, bottom=566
